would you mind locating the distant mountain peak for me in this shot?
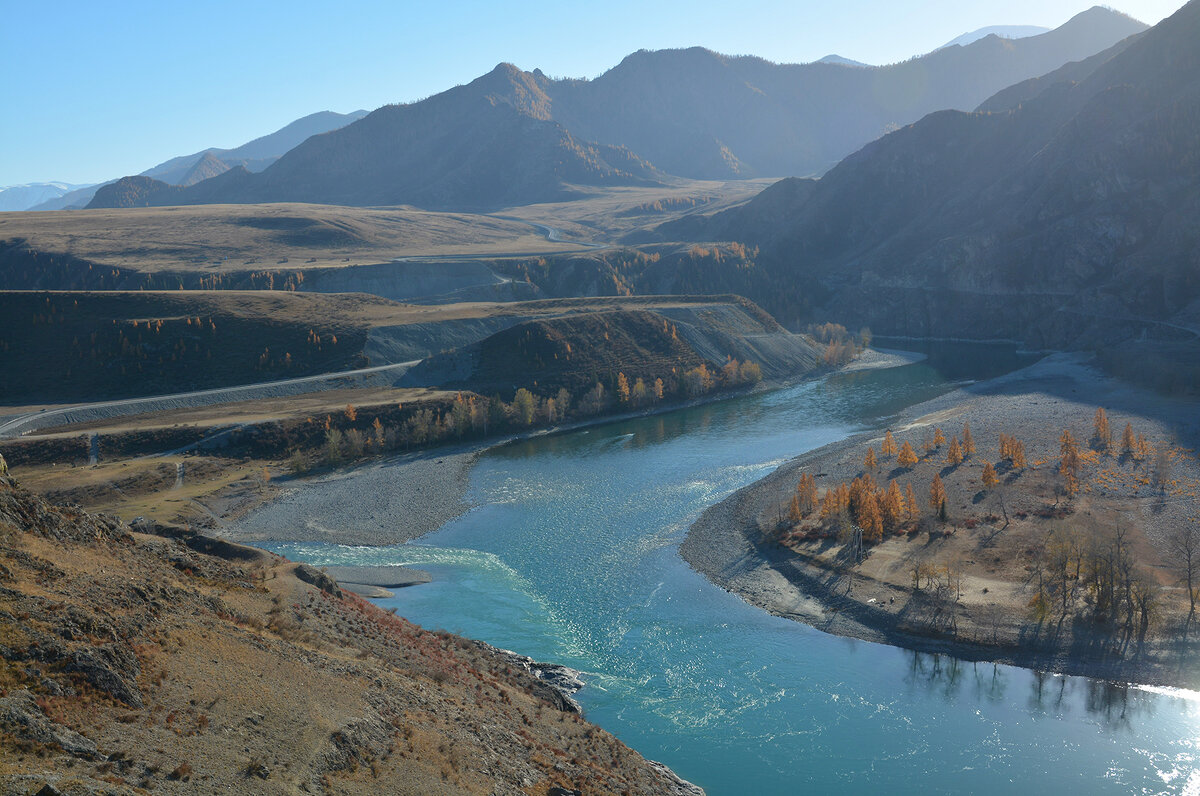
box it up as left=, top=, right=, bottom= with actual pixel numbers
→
left=937, top=7, right=1142, bottom=53
left=816, top=54, right=870, bottom=67
left=465, top=62, right=554, bottom=119
left=938, top=25, right=1050, bottom=50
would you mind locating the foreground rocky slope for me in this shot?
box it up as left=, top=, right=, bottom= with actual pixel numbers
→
left=0, top=475, right=700, bottom=794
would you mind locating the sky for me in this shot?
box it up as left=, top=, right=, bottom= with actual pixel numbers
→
left=0, top=0, right=1185, bottom=186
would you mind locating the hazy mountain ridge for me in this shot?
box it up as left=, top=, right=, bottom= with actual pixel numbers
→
left=91, top=65, right=663, bottom=210
left=83, top=7, right=1143, bottom=211
left=536, top=6, right=1146, bottom=179
left=937, top=24, right=1049, bottom=49
left=662, top=0, right=1200, bottom=351
left=139, top=109, right=369, bottom=185
left=0, top=182, right=93, bottom=211
left=22, top=110, right=366, bottom=211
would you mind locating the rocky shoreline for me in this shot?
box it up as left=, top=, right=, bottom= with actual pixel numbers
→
left=224, top=446, right=480, bottom=547
left=681, top=353, right=1200, bottom=689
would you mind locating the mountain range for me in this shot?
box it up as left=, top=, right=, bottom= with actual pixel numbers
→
left=20, top=110, right=366, bottom=211
left=138, top=109, right=369, bottom=185
left=659, top=0, right=1200, bottom=353
left=937, top=24, right=1050, bottom=49
left=85, top=6, right=1145, bottom=211
left=0, top=182, right=92, bottom=212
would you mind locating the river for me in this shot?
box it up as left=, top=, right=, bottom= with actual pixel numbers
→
left=253, top=345, right=1200, bottom=795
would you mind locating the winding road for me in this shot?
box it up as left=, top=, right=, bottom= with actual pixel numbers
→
left=0, top=360, right=419, bottom=439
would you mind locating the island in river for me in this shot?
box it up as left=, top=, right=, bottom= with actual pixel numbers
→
left=682, top=352, right=1200, bottom=689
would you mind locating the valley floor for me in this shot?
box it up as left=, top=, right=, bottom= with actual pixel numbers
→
left=682, top=353, right=1200, bottom=688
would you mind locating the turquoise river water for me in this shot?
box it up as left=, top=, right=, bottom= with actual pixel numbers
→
left=257, top=347, right=1200, bottom=795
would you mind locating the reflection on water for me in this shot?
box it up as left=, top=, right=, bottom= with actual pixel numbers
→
left=254, top=347, right=1199, bottom=795
left=903, top=651, right=1158, bottom=732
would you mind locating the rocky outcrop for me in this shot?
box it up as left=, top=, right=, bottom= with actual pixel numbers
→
left=64, top=645, right=143, bottom=707
left=473, top=641, right=586, bottom=714
left=0, top=691, right=99, bottom=759
left=294, top=563, right=342, bottom=596
left=318, top=565, right=432, bottom=588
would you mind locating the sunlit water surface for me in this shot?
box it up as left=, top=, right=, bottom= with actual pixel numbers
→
left=255, top=347, right=1200, bottom=794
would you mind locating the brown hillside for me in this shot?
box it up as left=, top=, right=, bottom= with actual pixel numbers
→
left=0, top=292, right=378, bottom=404
left=405, top=310, right=710, bottom=397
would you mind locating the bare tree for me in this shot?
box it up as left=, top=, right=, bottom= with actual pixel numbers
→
left=1167, top=523, right=1200, bottom=622
left=1153, top=443, right=1174, bottom=495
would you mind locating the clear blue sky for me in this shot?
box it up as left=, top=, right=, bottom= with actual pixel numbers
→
left=0, top=0, right=1183, bottom=186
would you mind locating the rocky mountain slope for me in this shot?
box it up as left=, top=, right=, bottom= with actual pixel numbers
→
left=659, top=0, right=1200, bottom=354
left=0, top=474, right=700, bottom=794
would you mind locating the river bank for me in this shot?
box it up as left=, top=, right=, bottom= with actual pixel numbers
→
left=681, top=353, right=1200, bottom=689
left=221, top=350, right=919, bottom=547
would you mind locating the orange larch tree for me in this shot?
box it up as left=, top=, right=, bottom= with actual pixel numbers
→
left=881, top=430, right=898, bottom=457
left=797, top=473, right=818, bottom=516
left=898, top=441, right=919, bottom=468
left=617, top=372, right=631, bottom=404
left=929, top=473, right=947, bottom=521
left=904, top=482, right=919, bottom=521
left=1121, top=422, right=1135, bottom=457
left=981, top=462, right=999, bottom=489
left=1093, top=407, right=1112, bottom=452
left=881, top=480, right=905, bottom=531
left=962, top=422, right=975, bottom=457
left=859, top=492, right=884, bottom=543
left=1060, top=429, right=1081, bottom=497
left=947, top=437, right=964, bottom=466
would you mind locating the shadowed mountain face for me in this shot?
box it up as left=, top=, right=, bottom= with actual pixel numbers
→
left=538, top=6, right=1145, bottom=179
left=663, top=0, right=1200, bottom=352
